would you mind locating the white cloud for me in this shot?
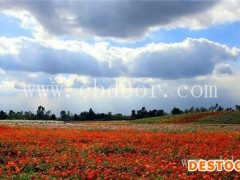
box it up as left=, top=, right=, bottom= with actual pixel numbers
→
left=0, top=37, right=239, bottom=79
left=0, top=80, right=17, bottom=97
left=0, top=68, right=5, bottom=75
left=1, top=1, right=239, bottom=40
left=0, top=80, right=14, bottom=89
left=54, top=74, right=90, bottom=87
left=164, top=0, right=240, bottom=30
left=2, top=10, right=47, bottom=40
left=213, top=64, right=233, bottom=75
left=0, top=36, right=22, bottom=55
left=1, top=69, right=240, bottom=113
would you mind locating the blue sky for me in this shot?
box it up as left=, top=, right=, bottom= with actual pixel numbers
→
left=136, top=23, right=240, bottom=48
left=0, top=13, right=32, bottom=37
left=0, top=0, right=240, bottom=115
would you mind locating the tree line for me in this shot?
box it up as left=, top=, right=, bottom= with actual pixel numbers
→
left=0, top=104, right=239, bottom=121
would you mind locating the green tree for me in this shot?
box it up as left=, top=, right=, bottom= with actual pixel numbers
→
left=8, top=110, right=16, bottom=120
left=0, top=110, right=7, bottom=119
left=131, top=110, right=136, bottom=119
left=236, top=105, right=240, bottom=111
left=171, top=107, right=183, bottom=115
left=51, top=114, right=56, bottom=120
left=60, top=110, right=67, bottom=120
left=37, top=106, right=45, bottom=120
left=24, top=111, right=34, bottom=120
left=87, top=108, right=95, bottom=120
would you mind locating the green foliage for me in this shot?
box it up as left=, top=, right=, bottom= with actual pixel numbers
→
left=130, top=107, right=165, bottom=120
left=12, top=172, right=40, bottom=180
left=171, top=107, right=183, bottom=115
left=0, top=106, right=56, bottom=120
left=0, top=110, right=7, bottom=119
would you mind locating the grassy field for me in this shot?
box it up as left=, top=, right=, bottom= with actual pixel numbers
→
left=130, top=111, right=240, bottom=124
left=130, top=114, right=193, bottom=124
left=196, top=111, right=240, bottom=124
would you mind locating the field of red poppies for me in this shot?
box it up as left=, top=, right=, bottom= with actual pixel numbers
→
left=0, top=123, right=239, bottom=180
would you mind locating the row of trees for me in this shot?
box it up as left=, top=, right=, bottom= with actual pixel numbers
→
left=0, top=106, right=56, bottom=120
left=0, top=106, right=129, bottom=121
left=130, top=107, right=165, bottom=120
left=0, top=104, right=240, bottom=121
left=60, top=108, right=129, bottom=121
left=171, top=104, right=240, bottom=115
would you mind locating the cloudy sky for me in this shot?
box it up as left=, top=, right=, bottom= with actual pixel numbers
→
left=0, top=0, right=240, bottom=115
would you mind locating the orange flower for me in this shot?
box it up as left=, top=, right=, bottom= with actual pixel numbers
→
left=0, top=124, right=239, bottom=179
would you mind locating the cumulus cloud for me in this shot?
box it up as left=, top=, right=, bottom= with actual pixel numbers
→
left=214, top=64, right=233, bottom=75
left=161, top=0, right=240, bottom=30
left=0, top=38, right=239, bottom=79
left=0, top=36, right=22, bottom=55
left=0, top=39, right=123, bottom=76
left=54, top=74, right=90, bottom=88
left=0, top=0, right=219, bottom=39
left=128, top=38, right=240, bottom=78
left=0, top=71, right=54, bottom=90
left=1, top=1, right=240, bottom=40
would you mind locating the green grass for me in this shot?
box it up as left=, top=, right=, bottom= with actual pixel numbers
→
left=130, top=111, right=240, bottom=124
left=7, top=172, right=40, bottom=180
left=129, top=114, right=188, bottom=124
left=197, top=111, right=240, bottom=124
left=129, top=116, right=168, bottom=124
